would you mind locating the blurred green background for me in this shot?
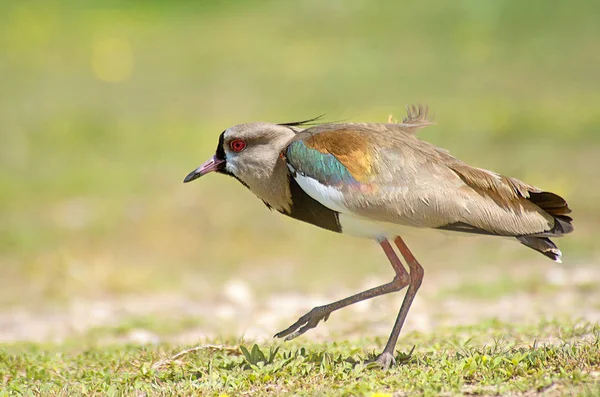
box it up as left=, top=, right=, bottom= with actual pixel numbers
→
left=1, top=0, right=598, bottom=337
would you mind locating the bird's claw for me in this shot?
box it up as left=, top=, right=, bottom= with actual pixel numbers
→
left=372, top=352, right=396, bottom=370
left=274, top=307, right=331, bottom=341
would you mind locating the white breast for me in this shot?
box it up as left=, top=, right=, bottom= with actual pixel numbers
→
left=293, top=172, right=349, bottom=213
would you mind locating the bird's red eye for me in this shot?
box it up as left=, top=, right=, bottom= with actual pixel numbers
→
left=229, top=139, right=246, bottom=153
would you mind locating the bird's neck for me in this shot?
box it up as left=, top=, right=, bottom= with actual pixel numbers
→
left=249, top=157, right=294, bottom=213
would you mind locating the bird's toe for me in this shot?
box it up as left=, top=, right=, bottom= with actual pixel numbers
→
left=273, top=306, right=331, bottom=340
left=373, top=352, right=396, bottom=370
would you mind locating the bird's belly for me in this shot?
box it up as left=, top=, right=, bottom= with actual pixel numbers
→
left=338, top=213, right=425, bottom=240
left=337, top=213, right=487, bottom=241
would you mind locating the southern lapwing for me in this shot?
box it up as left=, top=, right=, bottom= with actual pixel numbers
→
left=183, top=105, right=573, bottom=368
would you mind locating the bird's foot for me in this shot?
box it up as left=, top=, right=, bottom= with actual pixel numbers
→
left=273, top=306, right=331, bottom=341
left=372, top=352, right=396, bottom=370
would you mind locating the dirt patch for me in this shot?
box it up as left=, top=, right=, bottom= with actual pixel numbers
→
left=1, top=263, right=598, bottom=345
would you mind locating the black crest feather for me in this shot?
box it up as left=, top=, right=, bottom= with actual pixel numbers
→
left=278, top=115, right=325, bottom=127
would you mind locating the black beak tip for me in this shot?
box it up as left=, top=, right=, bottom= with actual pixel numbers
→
left=183, top=171, right=200, bottom=183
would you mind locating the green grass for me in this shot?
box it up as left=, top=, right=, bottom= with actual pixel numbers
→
left=2, top=321, right=599, bottom=396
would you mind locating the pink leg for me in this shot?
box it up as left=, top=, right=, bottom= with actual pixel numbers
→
left=375, top=236, right=425, bottom=369
left=275, top=238, right=410, bottom=341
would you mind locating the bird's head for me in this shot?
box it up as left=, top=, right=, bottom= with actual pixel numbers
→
left=184, top=122, right=297, bottom=184
left=183, top=122, right=299, bottom=211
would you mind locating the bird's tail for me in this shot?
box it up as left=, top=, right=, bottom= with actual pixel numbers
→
left=516, top=190, right=573, bottom=262
left=517, top=236, right=563, bottom=263
left=527, top=191, right=573, bottom=236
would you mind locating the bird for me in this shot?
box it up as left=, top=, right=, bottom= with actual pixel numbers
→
left=183, top=105, right=573, bottom=369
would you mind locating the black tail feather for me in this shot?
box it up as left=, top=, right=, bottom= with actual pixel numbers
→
left=528, top=191, right=571, bottom=216
left=528, top=191, right=574, bottom=236
left=517, top=236, right=562, bottom=262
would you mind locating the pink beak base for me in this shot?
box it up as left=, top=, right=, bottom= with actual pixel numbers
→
left=183, top=155, right=225, bottom=183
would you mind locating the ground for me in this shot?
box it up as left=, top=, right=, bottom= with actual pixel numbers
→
left=2, top=256, right=599, bottom=395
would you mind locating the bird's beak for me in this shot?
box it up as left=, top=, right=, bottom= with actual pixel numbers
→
left=183, top=155, right=225, bottom=183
